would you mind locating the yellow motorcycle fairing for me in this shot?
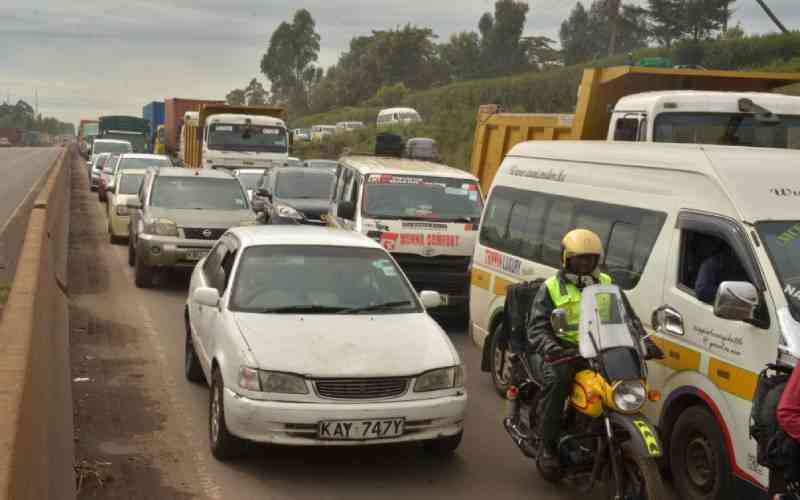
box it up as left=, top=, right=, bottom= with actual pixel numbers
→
left=569, top=369, right=609, bottom=418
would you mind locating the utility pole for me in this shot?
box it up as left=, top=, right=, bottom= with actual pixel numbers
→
left=755, top=0, right=790, bottom=34
left=608, top=0, right=622, bottom=56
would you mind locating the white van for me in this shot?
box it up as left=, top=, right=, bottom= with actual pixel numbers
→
left=335, top=121, right=365, bottom=134
left=471, top=140, right=800, bottom=499
left=327, top=155, right=483, bottom=312
left=377, top=107, right=422, bottom=127
left=311, top=125, right=336, bottom=142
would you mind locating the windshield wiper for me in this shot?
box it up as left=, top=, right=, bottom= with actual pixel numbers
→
left=261, top=305, right=346, bottom=314
left=338, top=300, right=413, bottom=314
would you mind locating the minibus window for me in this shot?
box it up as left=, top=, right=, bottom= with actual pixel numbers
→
left=678, top=231, right=750, bottom=305
left=758, top=222, right=800, bottom=321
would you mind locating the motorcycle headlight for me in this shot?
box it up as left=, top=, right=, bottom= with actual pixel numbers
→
left=276, top=204, right=304, bottom=220
left=414, top=366, right=465, bottom=392
left=612, top=380, right=647, bottom=413
left=144, top=218, right=179, bottom=236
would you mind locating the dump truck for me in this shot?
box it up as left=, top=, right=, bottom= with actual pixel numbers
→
left=164, top=98, right=225, bottom=155
left=98, top=115, right=150, bottom=153
left=182, top=104, right=289, bottom=169
left=471, top=65, right=800, bottom=191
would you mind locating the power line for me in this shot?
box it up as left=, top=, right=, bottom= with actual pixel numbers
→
left=754, top=0, right=790, bottom=34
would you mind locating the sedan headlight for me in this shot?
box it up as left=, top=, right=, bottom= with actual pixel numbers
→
left=276, top=204, right=304, bottom=220
left=237, top=367, right=309, bottom=394
left=414, top=366, right=465, bottom=392
left=143, top=218, right=179, bottom=236
left=612, top=380, right=647, bottom=413
left=116, top=205, right=129, bottom=216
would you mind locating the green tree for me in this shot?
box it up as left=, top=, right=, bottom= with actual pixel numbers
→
left=523, top=35, right=562, bottom=69
left=648, top=0, right=684, bottom=48
left=439, top=32, right=482, bottom=81
left=226, top=88, right=246, bottom=106
left=243, top=78, right=269, bottom=105
left=560, top=3, right=596, bottom=64
left=478, top=0, right=531, bottom=75
left=260, top=9, right=321, bottom=113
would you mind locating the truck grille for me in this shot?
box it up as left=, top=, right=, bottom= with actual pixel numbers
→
left=315, top=378, right=408, bottom=400
left=392, top=254, right=470, bottom=296
left=182, top=227, right=226, bottom=240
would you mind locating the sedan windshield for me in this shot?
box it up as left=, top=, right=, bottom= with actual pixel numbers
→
left=654, top=113, right=800, bottom=149
left=94, top=141, right=131, bottom=154
left=276, top=170, right=334, bottom=199
left=118, top=174, right=144, bottom=195
left=207, top=123, right=288, bottom=153
left=150, top=178, right=248, bottom=210
left=236, top=172, right=263, bottom=191
left=117, top=157, right=171, bottom=171
left=758, top=222, right=800, bottom=321
left=364, top=175, right=482, bottom=221
left=230, top=246, right=420, bottom=314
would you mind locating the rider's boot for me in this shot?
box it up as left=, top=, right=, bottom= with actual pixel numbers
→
left=539, top=442, right=560, bottom=469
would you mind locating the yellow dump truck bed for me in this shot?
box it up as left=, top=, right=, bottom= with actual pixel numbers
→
left=470, top=65, right=800, bottom=192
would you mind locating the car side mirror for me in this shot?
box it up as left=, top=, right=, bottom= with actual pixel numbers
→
left=420, top=291, right=443, bottom=309
left=550, top=308, right=568, bottom=334
left=337, top=200, right=355, bottom=220
left=126, top=199, right=142, bottom=210
left=714, top=281, right=759, bottom=322
left=193, top=287, right=220, bottom=308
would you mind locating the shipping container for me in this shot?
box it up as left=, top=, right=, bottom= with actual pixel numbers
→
left=0, top=128, right=23, bottom=146
left=142, top=101, right=165, bottom=138
left=164, top=98, right=225, bottom=155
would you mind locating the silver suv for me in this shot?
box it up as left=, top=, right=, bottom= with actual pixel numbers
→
left=127, top=167, right=257, bottom=288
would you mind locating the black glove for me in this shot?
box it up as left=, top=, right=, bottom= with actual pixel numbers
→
left=644, top=338, right=665, bottom=361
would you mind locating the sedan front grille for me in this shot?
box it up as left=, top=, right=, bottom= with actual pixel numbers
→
left=315, top=378, right=408, bottom=400
left=182, top=227, right=226, bottom=240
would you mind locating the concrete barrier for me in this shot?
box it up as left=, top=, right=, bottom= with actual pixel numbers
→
left=0, top=146, right=75, bottom=499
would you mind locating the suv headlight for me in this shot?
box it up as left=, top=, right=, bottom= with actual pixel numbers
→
left=237, top=367, right=309, bottom=394
left=414, top=366, right=465, bottom=392
left=612, top=380, right=646, bottom=413
left=276, top=204, right=304, bottom=220
left=144, top=218, right=179, bottom=236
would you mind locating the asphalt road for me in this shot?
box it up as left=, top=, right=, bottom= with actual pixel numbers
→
left=0, top=147, right=62, bottom=284
left=69, top=161, right=672, bottom=500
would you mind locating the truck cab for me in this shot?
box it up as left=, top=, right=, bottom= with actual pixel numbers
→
left=608, top=91, right=800, bottom=148
left=203, top=113, right=288, bottom=169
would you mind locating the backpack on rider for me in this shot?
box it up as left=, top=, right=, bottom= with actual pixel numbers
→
left=750, top=364, right=793, bottom=469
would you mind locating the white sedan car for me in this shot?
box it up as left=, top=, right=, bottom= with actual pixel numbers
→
left=185, top=226, right=466, bottom=460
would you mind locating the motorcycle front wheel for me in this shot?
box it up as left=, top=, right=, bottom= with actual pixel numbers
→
left=602, top=442, right=667, bottom=500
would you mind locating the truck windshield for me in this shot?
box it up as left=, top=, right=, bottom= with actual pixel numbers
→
left=364, top=175, right=482, bottom=222
left=757, top=221, right=800, bottom=321
left=150, top=178, right=248, bottom=210
left=207, top=123, right=287, bottom=153
left=654, top=113, right=800, bottom=149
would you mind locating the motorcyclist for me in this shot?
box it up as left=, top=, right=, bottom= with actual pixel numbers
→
left=525, top=229, right=613, bottom=468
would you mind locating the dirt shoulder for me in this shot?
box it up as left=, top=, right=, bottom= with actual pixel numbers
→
left=69, top=159, right=206, bottom=499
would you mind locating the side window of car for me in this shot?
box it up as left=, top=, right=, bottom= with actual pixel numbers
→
left=219, top=250, right=238, bottom=293
left=349, top=172, right=362, bottom=205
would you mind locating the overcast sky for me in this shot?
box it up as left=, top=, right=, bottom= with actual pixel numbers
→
left=1, top=0, right=797, bottom=127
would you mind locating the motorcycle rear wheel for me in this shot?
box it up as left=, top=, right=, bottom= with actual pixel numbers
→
left=601, top=442, right=667, bottom=500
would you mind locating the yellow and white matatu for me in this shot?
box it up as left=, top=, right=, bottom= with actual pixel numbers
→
left=470, top=140, right=800, bottom=500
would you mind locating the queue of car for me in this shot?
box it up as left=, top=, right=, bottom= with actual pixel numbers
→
left=86, top=145, right=477, bottom=462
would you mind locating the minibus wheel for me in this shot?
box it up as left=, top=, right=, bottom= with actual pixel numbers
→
left=490, top=323, right=512, bottom=398
left=670, top=405, right=731, bottom=500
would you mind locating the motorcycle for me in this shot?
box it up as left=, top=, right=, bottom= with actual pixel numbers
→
left=504, top=284, right=666, bottom=499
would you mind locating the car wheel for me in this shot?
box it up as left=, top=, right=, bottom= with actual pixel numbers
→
left=209, top=368, right=244, bottom=460
left=185, top=328, right=205, bottom=383
left=128, top=236, right=135, bottom=267
left=490, top=323, right=512, bottom=398
left=423, top=431, right=462, bottom=456
left=671, top=405, right=732, bottom=500
left=134, top=249, right=153, bottom=288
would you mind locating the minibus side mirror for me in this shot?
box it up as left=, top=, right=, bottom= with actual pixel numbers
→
left=714, top=281, right=759, bottom=322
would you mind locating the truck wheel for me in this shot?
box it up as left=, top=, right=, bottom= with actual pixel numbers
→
left=134, top=251, right=153, bottom=288
left=490, top=323, right=512, bottom=398
left=423, top=431, right=462, bottom=456
left=670, top=406, right=732, bottom=500
left=209, top=368, right=244, bottom=460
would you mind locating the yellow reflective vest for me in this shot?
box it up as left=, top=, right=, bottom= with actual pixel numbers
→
left=545, top=273, right=612, bottom=345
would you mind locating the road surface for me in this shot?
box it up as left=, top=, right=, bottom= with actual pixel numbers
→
left=68, top=161, right=672, bottom=500
left=0, top=147, right=62, bottom=285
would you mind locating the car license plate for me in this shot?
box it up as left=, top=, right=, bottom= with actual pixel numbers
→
left=318, top=418, right=404, bottom=441
left=185, top=250, right=208, bottom=261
